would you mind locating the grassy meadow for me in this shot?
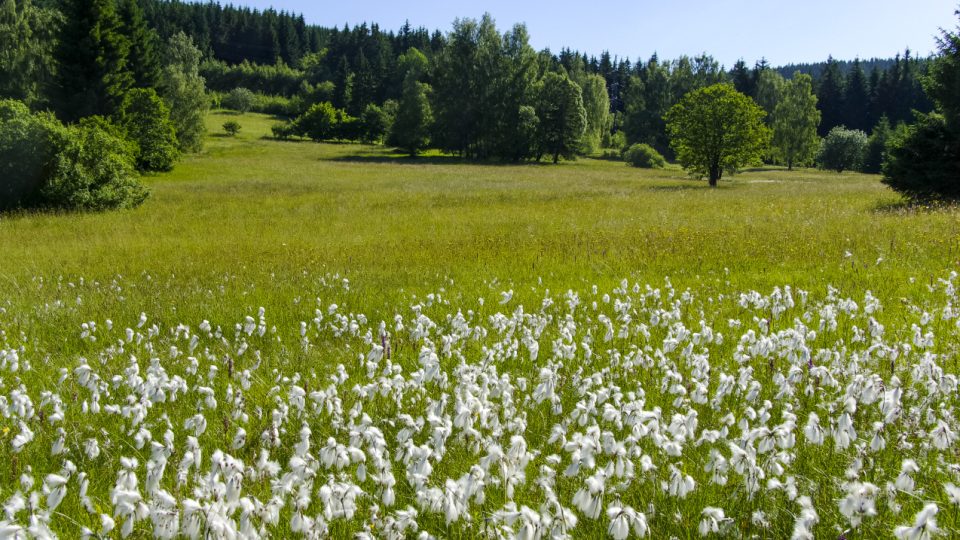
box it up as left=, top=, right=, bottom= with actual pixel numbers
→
left=2, top=112, right=960, bottom=538
left=2, top=111, right=957, bottom=321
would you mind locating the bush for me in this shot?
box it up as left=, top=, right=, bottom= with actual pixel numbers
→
left=222, top=87, right=255, bottom=113
left=119, top=88, right=180, bottom=172
left=295, top=102, right=337, bottom=141
left=271, top=122, right=296, bottom=140
left=0, top=99, right=64, bottom=210
left=623, top=143, right=666, bottom=168
left=42, top=117, right=148, bottom=210
left=222, top=121, right=241, bottom=137
left=251, top=93, right=294, bottom=116
left=816, top=126, right=867, bottom=173
left=882, top=113, right=960, bottom=201
left=861, top=117, right=893, bottom=174
left=360, top=104, right=390, bottom=143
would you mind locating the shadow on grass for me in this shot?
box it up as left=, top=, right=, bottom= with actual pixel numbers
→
left=330, top=153, right=558, bottom=167
left=643, top=183, right=713, bottom=192
left=872, top=198, right=960, bottom=214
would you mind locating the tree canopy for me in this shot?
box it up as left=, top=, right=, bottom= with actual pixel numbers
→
left=772, top=73, right=821, bottom=170
left=665, top=84, right=770, bottom=186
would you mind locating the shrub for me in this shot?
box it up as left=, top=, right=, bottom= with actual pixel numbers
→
left=271, top=122, right=296, bottom=140
left=334, top=111, right=361, bottom=141
left=360, top=104, right=390, bottom=143
left=222, top=121, right=241, bottom=137
left=119, top=88, right=179, bottom=172
left=222, top=87, right=255, bottom=113
left=296, top=102, right=337, bottom=141
left=0, top=99, right=65, bottom=210
left=599, top=149, right=622, bottom=161
left=623, top=143, right=666, bottom=168
left=882, top=113, right=960, bottom=201
left=42, top=116, right=148, bottom=210
left=816, top=126, right=867, bottom=173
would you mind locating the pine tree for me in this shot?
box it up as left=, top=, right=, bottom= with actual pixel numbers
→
left=54, top=0, right=134, bottom=121
left=816, top=57, right=845, bottom=136
left=843, top=59, right=870, bottom=132
left=118, top=0, right=161, bottom=89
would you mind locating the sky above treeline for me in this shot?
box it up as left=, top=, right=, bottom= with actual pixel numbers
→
left=221, top=0, right=956, bottom=66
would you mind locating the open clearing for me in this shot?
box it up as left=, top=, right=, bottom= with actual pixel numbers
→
left=1, top=112, right=960, bottom=538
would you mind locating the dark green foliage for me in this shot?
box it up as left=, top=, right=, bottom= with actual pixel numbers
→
left=926, top=20, right=960, bottom=129
left=535, top=72, right=586, bottom=163
left=118, top=88, right=179, bottom=171
left=117, top=0, right=161, bottom=89
left=222, top=120, right=241, bottom=136
left=431, top=15, right=539, bottom=160
left=883, top=12, right=960, bottom=201
left=815, top=58, right=845, bottom=137
left=334, top=110, right=361, bottom=141
left=816, top=126, right=867, bottom=173
left=665, top=84, right=770, bottom=186
left=623, top=143, right=666, bottom=168
left=391, top=76, right=432, bottom=155
left=54, top=0, right=133, bottom=121
left=160, top=32, right=208, bottom=153
left=201, top=60, right=304, bottom=97
left=0, top=0, right=61, bottom=108
left=296, top=101, right=337, bottom=141
left=882, top=114, right=960, bottom=200
left=862, top=116, right=893, bottom=174
left=843, top=59, right=871, bottom=132
left=42, top=116, right=147, bottom=210
left=360, top=103, right=390, bottom=143
left=271, top=122, right=296, bottom=140
left=0, top=99, right=64, bottom=210
left=223, top=87, right=255, bottom=113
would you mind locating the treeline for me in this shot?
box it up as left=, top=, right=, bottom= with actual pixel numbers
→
left=0, top=0, right=208, bottom=210
left=140, top=0, right=934, bottom=158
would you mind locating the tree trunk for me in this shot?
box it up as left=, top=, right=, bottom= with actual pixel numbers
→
left=708, top=162, right=721, bottom=187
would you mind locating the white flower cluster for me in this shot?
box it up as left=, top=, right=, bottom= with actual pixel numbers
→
left=1, top=272, right=960, bottom=538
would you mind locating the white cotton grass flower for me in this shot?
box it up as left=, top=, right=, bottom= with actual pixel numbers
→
left=839, top=482, right=879, bottom=528
left=698, top=507, right=728, bottom=536
left=791, top=496, right=819, bottom=540
left=893, top=503, right=942, bottom=539
left=895, top=460, right=919, bottom=493
left=606, top=504, right=648, bottom=539
left=572, top=472, right=605, bottom=519
left=945, top=483, right=960, bottom=505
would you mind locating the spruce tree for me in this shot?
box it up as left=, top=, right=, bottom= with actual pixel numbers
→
left=118, top=0, right=161, bottom=89
left=843, top=59, right=870, bottom=132
left=54, top=0, right=133, bottom=121
left=816, top=57, right=845, bottom=136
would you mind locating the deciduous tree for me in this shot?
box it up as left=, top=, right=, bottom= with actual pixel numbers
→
left=772, top=73, right=821, bottom=170
left=665, top=84, right=770, bottom=186
left=535, top=71, right=586, bottom=163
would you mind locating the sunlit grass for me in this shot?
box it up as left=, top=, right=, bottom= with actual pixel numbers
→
left=1, top=111, right=960, bottom=538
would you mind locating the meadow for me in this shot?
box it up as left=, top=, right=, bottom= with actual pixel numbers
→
left=0, top=111, right=959, bottom=538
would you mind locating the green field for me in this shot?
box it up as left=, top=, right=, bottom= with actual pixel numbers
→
left=2, top=112, right=957, bottom=318
left=2, top=112, right=960, bottom=537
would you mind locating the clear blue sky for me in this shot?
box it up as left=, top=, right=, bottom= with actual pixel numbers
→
left=232, top=0, right=956, bottom=66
